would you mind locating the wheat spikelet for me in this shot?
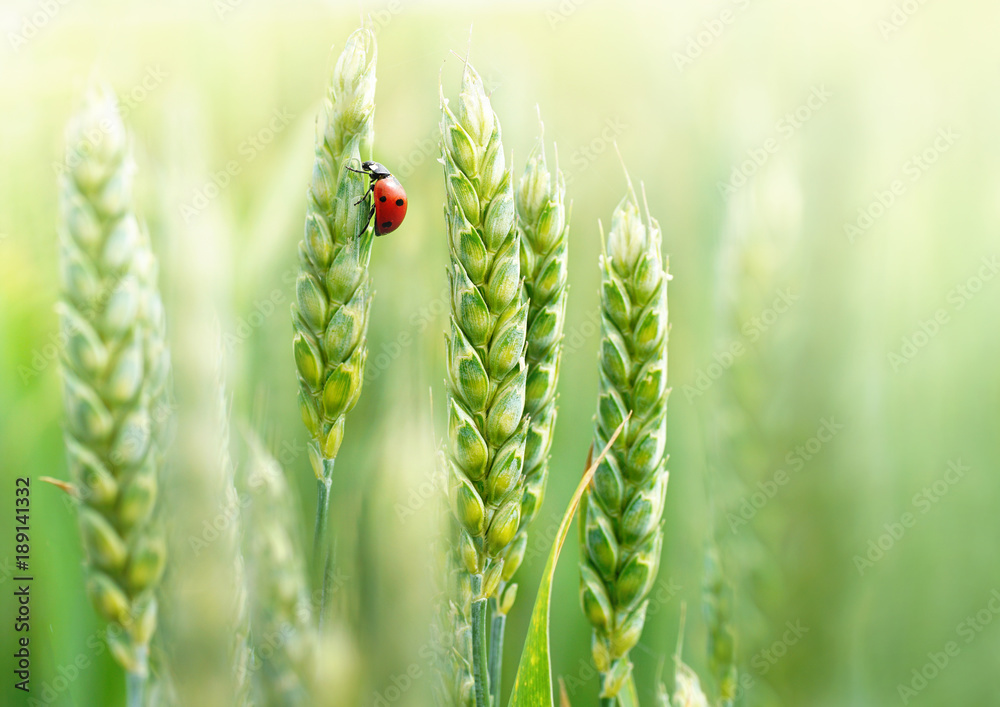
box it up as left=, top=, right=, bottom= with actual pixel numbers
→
left=579, top=181, right=670, bottom=702
left=57, top=85, right=170, bottom=688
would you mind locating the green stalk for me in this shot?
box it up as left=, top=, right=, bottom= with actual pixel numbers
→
left=125, top=645, right=147, bottom=707
left=470, top=575, right=490, bottom=707
left=488, top=609, right=505, bottom=706
left=313, top=465, right=334, bottom=627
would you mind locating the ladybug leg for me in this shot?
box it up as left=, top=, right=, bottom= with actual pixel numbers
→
left=353, top=201, right=376, bottom=239
left=353, top=182, right=375, bottom=207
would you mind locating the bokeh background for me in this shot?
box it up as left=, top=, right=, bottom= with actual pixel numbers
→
left=2, top=0, right=999, bottom=705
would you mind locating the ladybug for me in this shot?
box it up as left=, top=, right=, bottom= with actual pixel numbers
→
left=349, top=161, right=407, bottom=236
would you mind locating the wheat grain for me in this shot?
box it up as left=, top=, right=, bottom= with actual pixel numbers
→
left=579, top=180, right=670, bottom=703
left=57, top=85, right=171, bottom=703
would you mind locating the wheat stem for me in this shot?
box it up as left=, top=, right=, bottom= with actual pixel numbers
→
left=488, top=610, right=505, bottom=706
left=125, top=645, right=147, bottom=707
left=470, top=575, right=490, bottom=707
left=312, top=466, right=334, bottom=625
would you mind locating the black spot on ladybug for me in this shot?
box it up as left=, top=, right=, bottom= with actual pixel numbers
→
left=381, top=221, right=393, bottom=229
left=395, top=198, right=404, bottom=206
left=379, top=195, right=387, bottom=202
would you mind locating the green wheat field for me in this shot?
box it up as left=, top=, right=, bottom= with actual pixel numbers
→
left=2, top=1, right=999, bottom=706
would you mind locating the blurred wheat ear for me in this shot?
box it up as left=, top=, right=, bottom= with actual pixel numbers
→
left=291, top=27, right=377, bottom=618
left=702, top=543, right=737, bottom=706
left=708, top=163, right=803, bottom=707
left=579, top=177, right=670, bottom=705
left=241, top=426, right=313, bottom=706
left=56, top=85, right=171, bottom=707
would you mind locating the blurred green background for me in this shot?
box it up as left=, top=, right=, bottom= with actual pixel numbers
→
left=2, top=0, right=999, bottom=705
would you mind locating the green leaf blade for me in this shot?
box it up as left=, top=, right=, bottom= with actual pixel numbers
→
left=507, top=416, right=629, bottom=707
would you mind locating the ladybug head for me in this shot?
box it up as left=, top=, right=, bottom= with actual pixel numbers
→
left=361, top=161, right=391, bottom=179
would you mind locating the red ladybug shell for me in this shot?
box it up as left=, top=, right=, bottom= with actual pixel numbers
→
left=373, top=176, right=407, bottom=236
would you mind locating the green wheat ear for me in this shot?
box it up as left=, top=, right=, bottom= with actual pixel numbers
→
left=579, top=179, right=670, bottom=703
left=57, top=85, right=171, bottom=690
left=441, top=59, right=527, bottom=604
left=292, top=27, right=376, bottom=471
left=441, top=60, right=528, bottom=707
